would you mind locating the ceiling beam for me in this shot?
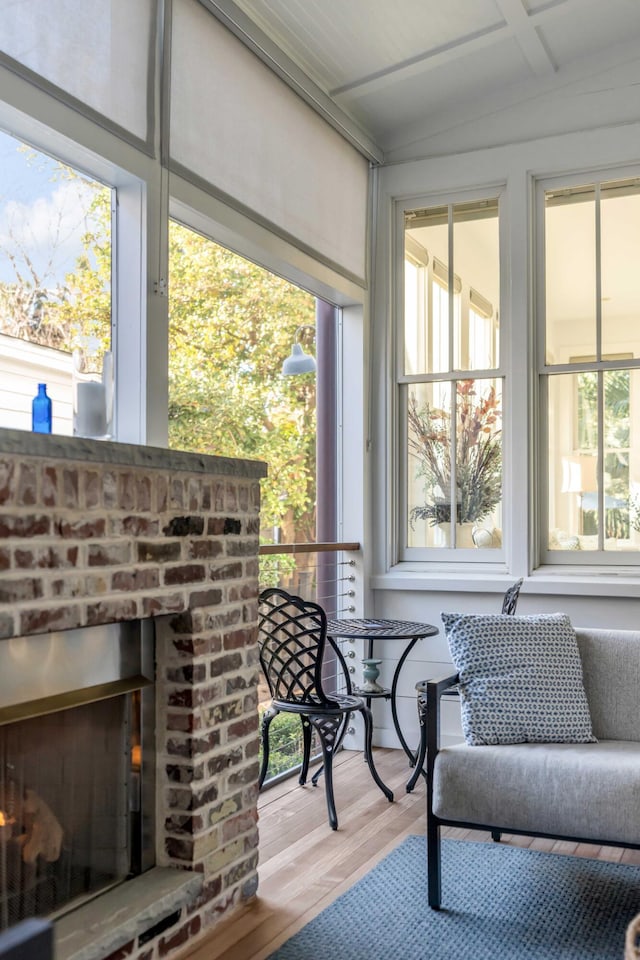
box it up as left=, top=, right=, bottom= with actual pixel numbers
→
left=494, top=0, right=556, bottom=76
left=330, top=23, right=512, bottom=101
left=332, top=0, right=589, bottom=102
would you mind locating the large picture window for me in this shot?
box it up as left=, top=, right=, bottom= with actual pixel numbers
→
left=401, top=197, right=502, bottom=556
left=0, top=128, right=112, bottom=436
left=541, top=175, right=640, bottom=559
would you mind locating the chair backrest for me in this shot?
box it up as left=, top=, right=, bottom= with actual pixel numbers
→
left=501, top=578, right=523, bottom=615
left=258, top=588, right=336, bottom=707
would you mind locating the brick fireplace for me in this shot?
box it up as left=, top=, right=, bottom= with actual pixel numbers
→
left=0, top=429, right=267, bottom=960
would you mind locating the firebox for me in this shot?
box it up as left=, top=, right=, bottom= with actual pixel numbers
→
left=0, top=620, right=155, bottom=931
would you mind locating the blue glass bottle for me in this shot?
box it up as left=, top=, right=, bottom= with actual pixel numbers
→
left=32, top=383, right=52, bottom=433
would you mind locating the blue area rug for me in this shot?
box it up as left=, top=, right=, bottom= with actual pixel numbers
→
left=267, top=836, right=640, bottom=959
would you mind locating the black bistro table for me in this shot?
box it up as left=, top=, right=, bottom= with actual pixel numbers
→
left=325, top=618, right=438, bottom=761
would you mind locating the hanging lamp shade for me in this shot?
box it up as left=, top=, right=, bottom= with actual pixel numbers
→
left=282, top=327, right=317, bottom=376
left=282, top=343, right=316, bottom=375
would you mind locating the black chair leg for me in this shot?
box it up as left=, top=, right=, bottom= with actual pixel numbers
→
left=310, top=715, right=343, bottom=829
left=258, top=705, right=278, bottom=789
left=299, top=715, right=312, bottom=785
left=361, top=707, right=394, bottom=803
left=406, top=690, right=428, bottom=793
left=427, top=812, right=441, bottom=909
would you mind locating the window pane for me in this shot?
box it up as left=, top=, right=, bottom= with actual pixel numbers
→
left=167, top=219, right=317, bottom=549
left=548, top=369, right=639, bottom=551
left=453, top=200, right=499, bottom=370
left=548, top=373, right=597, bottom=549
left=404, top=206, right=448, bottom=374
left=404, top=201, right=499, bottom=376
left=545, top=186, right=596, bottom=364
left=407, top=378, right=502, bottom=548
left=601, top=179, right=640, bottom=360
left=404, top=257, right=425, bottom=375
left=0, top=130, right=112, bottom=435
left=603, top=368, right=633, bottom=550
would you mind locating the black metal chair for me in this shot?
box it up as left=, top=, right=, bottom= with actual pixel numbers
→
left=501, top=577, right=523, bottom=615
left=257, top=587, right=394, bottom=829
left=406, top=578, right=524, bottom=793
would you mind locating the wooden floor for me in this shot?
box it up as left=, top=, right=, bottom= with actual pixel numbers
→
left=180, top=748, right=640, bottom=960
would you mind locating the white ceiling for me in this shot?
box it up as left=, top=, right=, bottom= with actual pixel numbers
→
left=206, top=0, right=640, bottom=162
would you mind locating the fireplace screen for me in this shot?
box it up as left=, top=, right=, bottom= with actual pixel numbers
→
left=0, top=621, right=155, bottom=930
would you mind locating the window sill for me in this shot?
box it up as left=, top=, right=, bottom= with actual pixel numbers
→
left=372, top=565, right=640, bottom=597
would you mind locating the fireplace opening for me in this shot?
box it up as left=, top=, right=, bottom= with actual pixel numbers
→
left=0, top=621, right=155, bottom=931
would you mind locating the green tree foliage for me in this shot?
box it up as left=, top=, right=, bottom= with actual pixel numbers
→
left=167, top=221, right=317, bottom=538
left=1, top=143, right=318, bottom=544
left=257, top=709, right=312, bottom=779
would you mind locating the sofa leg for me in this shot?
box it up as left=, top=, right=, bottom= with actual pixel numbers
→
left=427, top=815, right=441, bottom=909
left=491, top=830, right=502, bottom=842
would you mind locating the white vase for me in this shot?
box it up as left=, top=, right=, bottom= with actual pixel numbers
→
left=437, top=521, right=476, bottom=548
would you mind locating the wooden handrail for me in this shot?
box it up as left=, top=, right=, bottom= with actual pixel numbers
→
left=258, top=541, right=359, bottom=555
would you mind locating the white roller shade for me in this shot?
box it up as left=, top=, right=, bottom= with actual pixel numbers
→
left=170, top=0, right=368, bottom=283
left=0, top=0, right=154, bottom=142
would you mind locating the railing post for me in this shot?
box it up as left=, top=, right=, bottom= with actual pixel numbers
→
left=316, top=299, right=338, bottom=616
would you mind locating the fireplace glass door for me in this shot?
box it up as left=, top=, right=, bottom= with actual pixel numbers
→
left=0, top=694, right=141, bottom=928
left=0, top=621, right=155, bottom=931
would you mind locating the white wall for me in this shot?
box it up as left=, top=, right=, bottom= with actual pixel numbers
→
left=367, top=118, right=640, bottom=750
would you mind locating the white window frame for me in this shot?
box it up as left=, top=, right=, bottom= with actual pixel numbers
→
left=397, top=188, right=506, bottom=564
left=536, top=164, right=640, bottom=567
left=0, top=96, right=149, bottom=446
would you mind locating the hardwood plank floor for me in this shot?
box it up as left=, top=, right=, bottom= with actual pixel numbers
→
left=179, top=748, right=640, bottom=960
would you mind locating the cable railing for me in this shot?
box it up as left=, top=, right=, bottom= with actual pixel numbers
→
left=257, top=541, right=359, bottom=786
left=258, top=540, right=358, bottom=616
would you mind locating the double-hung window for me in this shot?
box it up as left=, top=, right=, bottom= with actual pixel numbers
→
left=539, top=173, right=640, bottom=562
left=401, top=196, right=503, bottom=558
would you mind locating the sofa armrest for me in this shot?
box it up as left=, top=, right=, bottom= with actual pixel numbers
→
left=425, top=673, right=459, bottom=776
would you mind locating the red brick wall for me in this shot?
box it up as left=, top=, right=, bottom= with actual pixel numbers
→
left=0, top=446, right=265, bottom=959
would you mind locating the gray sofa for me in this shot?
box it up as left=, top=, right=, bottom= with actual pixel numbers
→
left=426, top=627, right=640, bottom=909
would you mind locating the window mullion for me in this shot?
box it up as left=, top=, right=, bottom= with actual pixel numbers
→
left=448, top=205, right=454, bottom=373
left=595, top=184, right=604, bottom=551
left=447, top=205, right=457, bottom=545
left=597, top=371, right=605, bottom=551
left=450, top=383, right=458, bottom=544
left=595, top=182, right=602, bottom=364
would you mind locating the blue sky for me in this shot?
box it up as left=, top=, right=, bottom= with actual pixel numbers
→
left=0, top=128, right=99, bottom=287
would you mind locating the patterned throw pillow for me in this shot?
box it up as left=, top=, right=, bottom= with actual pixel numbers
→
left=441, top=612, right=596, bottom=746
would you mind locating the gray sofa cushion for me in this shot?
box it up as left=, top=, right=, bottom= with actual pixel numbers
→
left=576, top=628, right=640, bottom=741
left=433, top=739, right=640, bottom=846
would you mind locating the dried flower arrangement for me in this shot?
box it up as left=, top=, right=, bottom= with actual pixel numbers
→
left=408, top=380, right=502, bottom=527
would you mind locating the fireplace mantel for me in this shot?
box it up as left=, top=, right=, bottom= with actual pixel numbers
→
left=0, top=428, right=265, bottom=479
left=0, top=429, right=267, bottom=960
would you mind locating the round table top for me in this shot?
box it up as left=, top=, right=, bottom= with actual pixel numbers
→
left=326, top=617, right=438, bottom=640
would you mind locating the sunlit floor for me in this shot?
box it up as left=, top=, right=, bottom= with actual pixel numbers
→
left=179, top=747, right=640, bottom=960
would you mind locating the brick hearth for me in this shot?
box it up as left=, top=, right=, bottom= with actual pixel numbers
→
left=0, top=429, right=267, bottom=960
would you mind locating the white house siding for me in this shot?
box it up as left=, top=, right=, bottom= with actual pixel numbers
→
left=0, top=333, right=73, bottom=435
